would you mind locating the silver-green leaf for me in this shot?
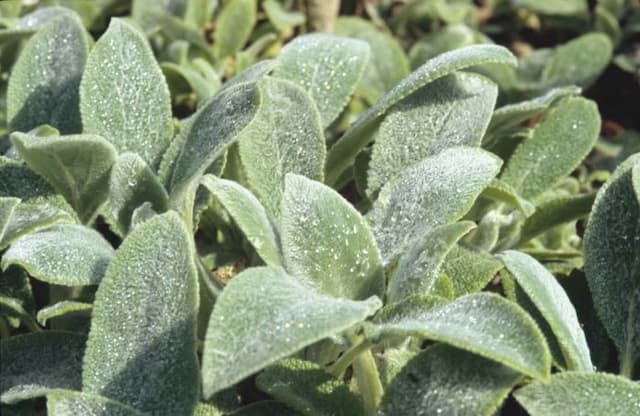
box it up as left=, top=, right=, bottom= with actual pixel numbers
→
left=82, top=212, right=199, bottom=415
left=7, top=14, right=89, bottom=134
left=201, top=267, right=381, bottom=398
left=47, top=390, right=146, bottom=416
left=282, top=174, right=384, bottom=301
left=80, top=18, right=173, bottom=169
left=499, top=250, right=593, bottom=372
left=272, top=33, right=370, bottom=128
left=365, top=293, right=551, bottom=380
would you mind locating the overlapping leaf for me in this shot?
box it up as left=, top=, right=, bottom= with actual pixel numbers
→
left=47, top=390, right=146, bottom=416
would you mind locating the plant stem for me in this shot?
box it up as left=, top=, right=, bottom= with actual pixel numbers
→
left=620, top=349, right=635, bottom=378
left=350, top=337, right=383, bottom=416
left=303, top=0, right=340, bottom=32
left=328, top=338, right=372, bottom=377
left=620, top=299, right=637, bottom=378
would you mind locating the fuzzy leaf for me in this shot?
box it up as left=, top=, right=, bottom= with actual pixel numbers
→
left=366, top=72, right=498, bottom=196
left=106, top=152, right=169, bottom=235
left=36, top=301, right=92, bottom=326
left=481, top=179, right=535, bottom=217
left=256, top=358, right=364, bottom=416
left=11, top=133, right=117, bottom=223
left=500, top=97, right=600, bottom=200
left=2, top=224, right=114, bottom=286
left=168, top=82, right=259, bottom=220
left=47, top=390, right=146, bottom=416
left=273, top=33, right=370, bottom=127
left=201, top=267, right=381, bottom=397
left=83, top=212, right=199, bottom=415
left=282, top=174, right=384, bottom=300
left=7, top=14, right=88, bottom=134
left=514, top=372, right=640, bottom=416
left=231, top=401, right=300, bottom=416
left=367, top=147, right=501, bottom=263
left=583, top=155, right=640, bottom=366
left=365, top=293, right=551, bottom=380
left=334, top=17, right=409, bottom=104
left=380, top=344, right=522, bottom=416
left=0, top=332, right=85, bottom=404
left=499, top=250, right=593, bottom=372
left=0, top=198, right=20, bottom=242
left=80, top=18, right=173, bottom=169
left=0, top=266, right=34, bottom=328
left=388, top=222, right=476, bottom=302
left=237, top=77, right=325, bottom=219
left=326, top=44, right=516, bottom=185
left=201, top=175, right=282, bottom=267
left=213, top=0, right=256, bottom=60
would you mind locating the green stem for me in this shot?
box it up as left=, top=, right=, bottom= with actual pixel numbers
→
left=328, top=338, right=372, bottom=377
left=349, top=335, right=383, bottom=416
left=0, top=318, right=10, bottom=338
left=620, top=299, right=637, bottom=378
left=620, top=350, right=635, bottom=379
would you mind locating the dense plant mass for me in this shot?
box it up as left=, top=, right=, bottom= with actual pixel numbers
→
left=1, top=0, right=640, bottom=415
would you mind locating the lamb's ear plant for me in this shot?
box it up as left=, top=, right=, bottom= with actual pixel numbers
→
left=1, top=3, right=640, bottom=416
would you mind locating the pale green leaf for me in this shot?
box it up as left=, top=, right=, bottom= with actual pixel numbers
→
left=388, top=222, right=476, bottom=302
left=201, top=267, right=381, bottom=397
left=583, top=154, right=640, bottom=367
left=481, top=179, right=535, bottom=217
left=0, top=332, right=85, bottom=404
left=0, top=7, right=76, bottom=42
left=500, top=97, right=601, bottom=200
left=213, top=0, right=256, bottom=60
left=365, top=293, right=551, bottom=380
left=168, top=81, right=260, bottom=222
left=334, top=17, right=409, bottom=104
left=106, top=152, right=169, bottom=235
left=2, top=224, right=113, bottom=286
left=83, top=212, right=199, bottom=415
left=443, top=245, right=504, bottom=296
left=380, top=344, right=522, bottom=416
left=237, top=77, right=325, bottom=219
left=272, top=33, right=370, bottom=128
left=47, top=390, right=146, bottom=416
left=36, top=301, right=92, bottom=326
left=80, top=18, right=173, bottom=169
left=201, top=175, right=282, bottom=267
left=514, top=372, right=640, bottom=416
left=326, top=44, right=516, bottom=185
left=255, top=358, right=365, bottom=416
left=0, top=197, right=20, bottom=242
left=282, top=174, right=384, bottom=300
left=519, top=192, right=595, bottom=244
left=11, top=132, right=117, bottom=224
left=7, top=14, right=88, bottom=134
left=367, top=147, right=501, bottom=263
left=513, top=0, right=588, bottom=16
left=499, top=250, right=593, bottom=372
left=366, top=72, right=498, bottom=196
left=263, top=0, right=305, bottom=32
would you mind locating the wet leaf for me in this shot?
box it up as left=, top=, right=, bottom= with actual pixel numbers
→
left=47, top=390, right=146, bottom=416
left=201, top=267, right=381, bottom=397
left=282, top=174, right=384, bottom=300
left=83, top=212, right=199, bottom=415
left=444, top=245, right=504, bottom=296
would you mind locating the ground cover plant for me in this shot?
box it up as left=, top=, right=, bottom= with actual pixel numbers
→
left=1, top=0, right=640, bottom=415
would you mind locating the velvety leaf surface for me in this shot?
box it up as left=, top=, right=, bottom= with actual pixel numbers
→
left=83, top=212, right=199, bottom=415
left=500, top=97, right=600, bottom=200
left=367, top=147, right=501, bottom=263
left=47, top=391, right=146, bottom=416
left=106, top=152, right=169, bottom=235
left=334, top=17, right=409, bottom=104
left=11, top=133, right=117, bottom=223
left=499, top=250, right=593, bottom=372
left=514, top=372, right=640, bottom=416
left=36, top=301, right=92, bottom=326
left=272, top=33, right=370, bottom=127
left=380, top=344, right=522, bottom=416
left=7, top=14, right=88, bottom=134
left=583, top=154, right=640, bottom=365
left=0, top=332, right=85, bottom=404
left=388, top=222, right=476, bottom=302
left=366, top=72, right=497, bottom=196
left=325, top=44, right=516, bottom=184
left=168, top=81, right=260, bottom=219
left=481, top=179, right=535, bottom=216
left=0, top=266, right=34, bottom=328
left=2, top=224, right=114, bottom=286
left=365, top=293, right=551, bottom=380
left=255, top=358, right=364, bottom=416
left=213, top=0, right=256, bottom=60
left=80, top=18, right=173, bottom=169
left=282, top=174, right=384, bottom=300
left=0, top=198, right=20, bottom=242
left=237, top=77, right=325, bottom=219
left=230, top=401, right=300, bottom=416
left=201, top=267, right=381, bottom=398
left=201, top=175, right=282, bottom=267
